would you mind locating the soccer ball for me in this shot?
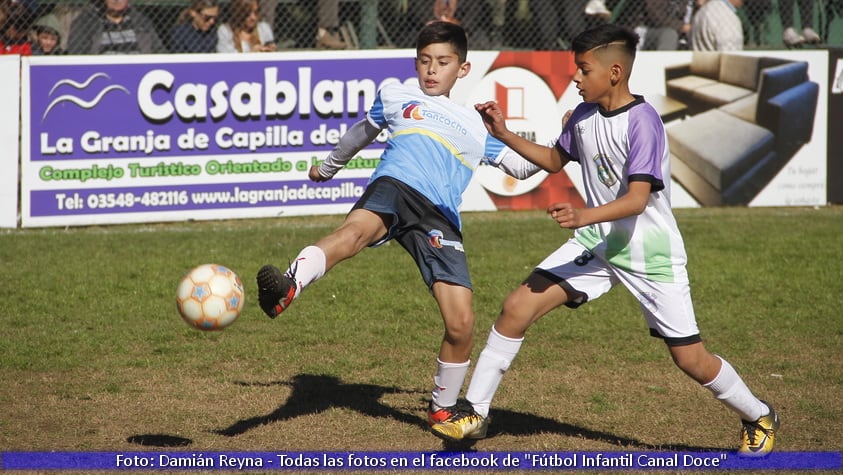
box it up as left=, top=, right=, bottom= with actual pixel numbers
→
left=176, top=264, right=245, bottom=331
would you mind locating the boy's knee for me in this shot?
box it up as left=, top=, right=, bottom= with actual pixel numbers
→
left=669, top=345, right=719, bottom=382
left=442, top=304, right=474, bottom=338
left=501, top=293, right=526, bottom=319
left=445, top=314, right=474, bottom=339
left=499, top=294, right=537, bottom=330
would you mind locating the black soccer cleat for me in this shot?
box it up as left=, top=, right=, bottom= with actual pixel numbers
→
left=256, top=264, right=296, bottom=318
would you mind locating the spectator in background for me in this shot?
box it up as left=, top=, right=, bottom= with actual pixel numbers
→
left=217, top=0, right=275, bottom=52
left=32, top=13, right=67, bottom=54
left=432, top=0, right=459, bottom=24
left=678, top=0, right=696, bottom=48
left=523, top=1, right=609, bottom=51
left=742, top=0, right=772, bottom=47
left=67, top=0, right=164, bottom=54
left=555, top=1, right=613, bottom=49
left=37, top=4, right=86, bottom=53
left=0, top=1, right=33, bottom=55
left=780, top=0, right=820, bottom=46
left=584, top=0, right=612, bottom=19
left=691, top=0, right=743, bottom=50
left=459, top=0, right=507, bottom=49
left=377, top=0, right=429, bottom=48
left=170, top=0, right=219, bottom=53
left=641, top=0, right=689, bottom=49
left=314, top=0, right=346, bottom=49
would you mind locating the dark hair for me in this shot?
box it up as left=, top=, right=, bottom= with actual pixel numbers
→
left=1, top=2, right=34, bottom=34
left=571, top=23, right=639, bottom=59
left=415, top=20, right=468, bottom=63
left=177, top=0, right=218, bottom=24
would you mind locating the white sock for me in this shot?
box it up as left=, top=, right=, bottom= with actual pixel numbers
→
left=465, top=326, right=524, bottom=418
left=704, top=355, right=768, bottom=421
left=432, top=359, right=470, bottom=409
left=287, top=245, right=326, bottom=298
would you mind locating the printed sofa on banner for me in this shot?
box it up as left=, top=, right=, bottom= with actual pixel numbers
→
left=663, top=52, right=819, bottom=206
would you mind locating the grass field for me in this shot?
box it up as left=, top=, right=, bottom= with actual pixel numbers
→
left=1, top=206, right=841, bottom=473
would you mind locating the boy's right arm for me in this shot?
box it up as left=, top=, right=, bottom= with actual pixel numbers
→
left=310, top=118, right=381, bottom=182
left=475, top=101, right=566, bottom=172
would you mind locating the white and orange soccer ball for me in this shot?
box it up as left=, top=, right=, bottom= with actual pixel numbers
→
left=176, top=264, right=244, bottom=331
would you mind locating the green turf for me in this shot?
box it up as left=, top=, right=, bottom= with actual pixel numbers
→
left=1, top=207, right=841, bottom=466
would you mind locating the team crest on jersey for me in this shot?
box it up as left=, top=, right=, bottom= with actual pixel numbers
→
left=591, top=153, right=618, bottom=187
left=402, top=101, right=425, bottom=120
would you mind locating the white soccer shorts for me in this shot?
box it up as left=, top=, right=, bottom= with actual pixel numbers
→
left=535, top=238, right=700, bottom=343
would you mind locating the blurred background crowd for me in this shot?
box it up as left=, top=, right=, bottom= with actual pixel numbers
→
left=1, top=0, right=842, bottom=56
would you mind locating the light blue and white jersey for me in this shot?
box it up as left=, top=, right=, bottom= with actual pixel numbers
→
left=366, top=82, right=507, bottom=230
left=558, top=96, right=689, bottom=283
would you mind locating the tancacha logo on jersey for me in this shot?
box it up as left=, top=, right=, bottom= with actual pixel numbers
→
left=401, top=101, right=425, bottom=120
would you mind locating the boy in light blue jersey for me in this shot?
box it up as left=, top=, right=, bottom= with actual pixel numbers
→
left=257, top=21, right=542, bottom=426
left=432, top=23, right=780, bottom=457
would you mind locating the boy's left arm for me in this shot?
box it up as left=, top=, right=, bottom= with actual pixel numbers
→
left=549, top=181, right=651, bottom=229
left=309, top=118, right=381, bottom=182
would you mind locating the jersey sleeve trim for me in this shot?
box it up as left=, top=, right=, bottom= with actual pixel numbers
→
left=555, top=141, right=577, bottom=162
left=629, top=173, right=665, bottom=193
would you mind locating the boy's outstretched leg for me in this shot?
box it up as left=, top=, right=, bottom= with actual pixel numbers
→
left=256, top=209, right=386, bottom=319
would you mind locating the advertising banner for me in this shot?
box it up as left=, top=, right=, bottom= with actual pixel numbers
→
left=0, top=55, right=20, bottom=229
left=20, top=49, right=829, bottom=228
left=635, top=51, right=828, bottom=208
left=21, top=52, right=420, bottom=227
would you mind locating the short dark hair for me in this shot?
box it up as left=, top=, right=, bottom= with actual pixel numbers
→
left=415, top=21, right=468, bottom=63
left=2, top=2, right=34, bottom=33
left=571, top=23, right=639, bottom=59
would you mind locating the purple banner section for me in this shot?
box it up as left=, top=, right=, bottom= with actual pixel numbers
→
left=30, top=178, right=369, bottom=216
left=29, top=56, right=415, bottom=161
left=1, top=451, right=841, bottom=471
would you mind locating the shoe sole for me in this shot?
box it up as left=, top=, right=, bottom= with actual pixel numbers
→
left=256, top=265, right=294, bottom=318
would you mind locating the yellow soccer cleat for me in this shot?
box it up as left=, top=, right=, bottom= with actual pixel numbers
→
left=738, top=403, right=780, bottom=457
left=430, top=405, right=489, bottom=442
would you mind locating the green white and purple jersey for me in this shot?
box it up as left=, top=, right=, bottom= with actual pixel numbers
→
left=558, top=96, right=689, bottom=284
